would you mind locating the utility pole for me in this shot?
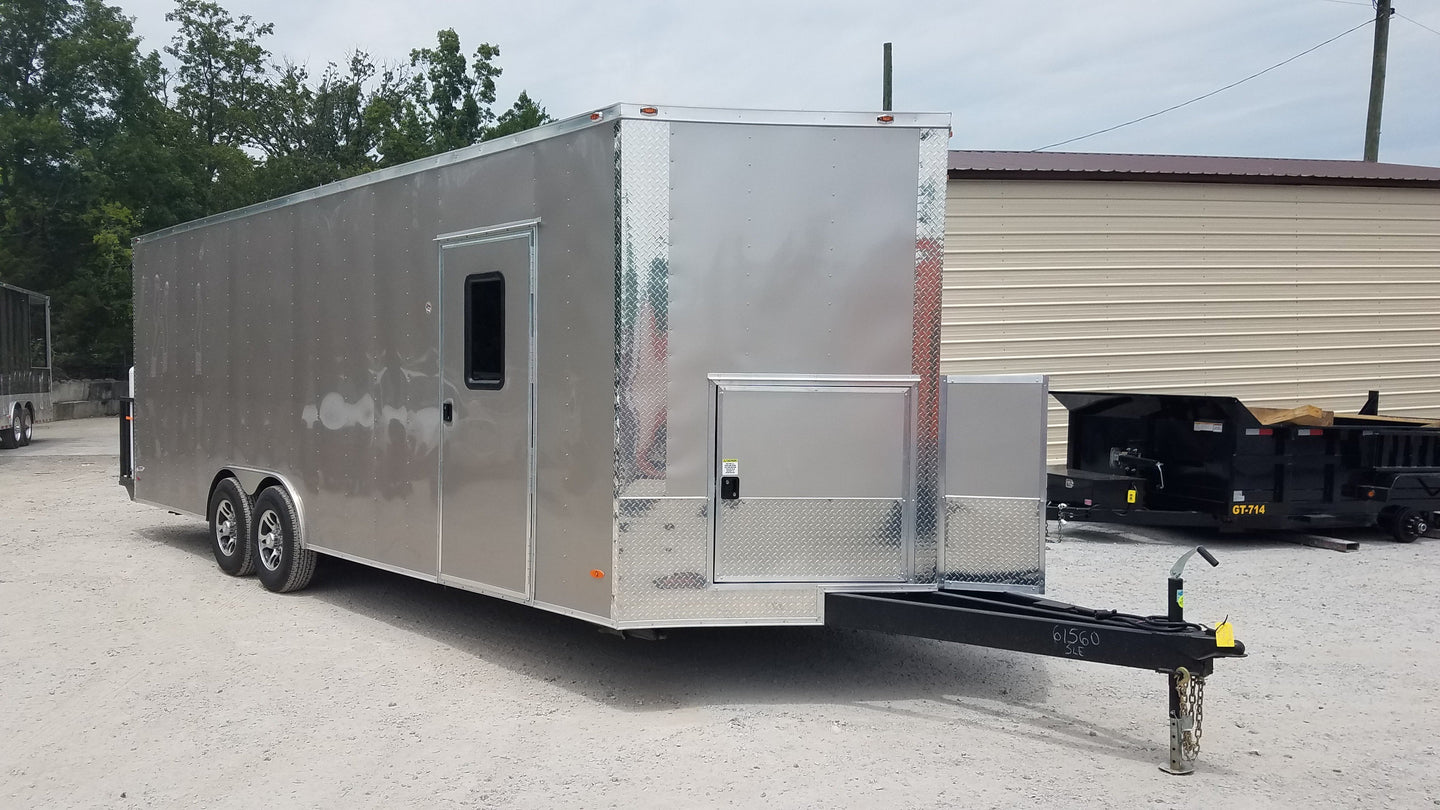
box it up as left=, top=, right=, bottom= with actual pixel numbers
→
left=1364, top=0, right=1394, bottom=162
left=882, top=42, right=893, bottom=111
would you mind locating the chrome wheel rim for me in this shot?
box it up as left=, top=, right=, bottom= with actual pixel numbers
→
left=257, top=510, right=283, bottom=571
left=215, top=500, right=238, bottom=556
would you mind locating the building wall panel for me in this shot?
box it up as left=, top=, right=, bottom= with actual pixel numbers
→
left=943, top=179, right=1440, bottom=460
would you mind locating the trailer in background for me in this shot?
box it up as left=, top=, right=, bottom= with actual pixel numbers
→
left=122, top=104, right=1243, bottom=772
left=1048, top=390, right=1440, bottom=542
left=0, top=282, right=51, bottom=448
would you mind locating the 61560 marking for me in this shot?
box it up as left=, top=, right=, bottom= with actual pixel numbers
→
left=1053, top=625, right=1102, bottom=657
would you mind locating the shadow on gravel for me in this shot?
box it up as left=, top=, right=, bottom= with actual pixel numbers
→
left=134, top=523, right=1212, bottom=765
left=137, top=525, right=213, bottom=561
left=137, top=526, right=1056, bottom=707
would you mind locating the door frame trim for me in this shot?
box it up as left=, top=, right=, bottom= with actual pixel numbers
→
left=436, top=226, right=539, bottom=598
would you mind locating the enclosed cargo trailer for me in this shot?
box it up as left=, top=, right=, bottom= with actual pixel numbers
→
left=0, top=282, right=51, bottom=448
left=123, top=104, right=1054, bottom=619
left=122, top=105, right=1242, bottom=771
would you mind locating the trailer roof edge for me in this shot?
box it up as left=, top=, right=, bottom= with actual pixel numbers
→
left=135, top=104, right=951, bottom=245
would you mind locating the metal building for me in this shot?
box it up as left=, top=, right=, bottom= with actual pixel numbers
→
left=941, top=152, right=1440, bottom=457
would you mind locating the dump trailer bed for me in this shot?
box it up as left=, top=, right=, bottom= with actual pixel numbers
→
left=1048, top=390, right=1440, bottom=541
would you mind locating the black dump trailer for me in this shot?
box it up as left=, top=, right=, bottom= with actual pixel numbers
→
left=1048, top=390, right=1440, bottom=541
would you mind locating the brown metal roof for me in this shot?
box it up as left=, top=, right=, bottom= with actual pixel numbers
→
left=949, top=150, right=1440, bottom=189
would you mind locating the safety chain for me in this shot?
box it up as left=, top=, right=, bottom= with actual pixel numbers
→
left=1175, top=668, right=1206, bottom=761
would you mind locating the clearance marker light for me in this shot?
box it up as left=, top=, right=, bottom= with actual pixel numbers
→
left=640, top=106, right=659, bottom=115
left=877, top=114, right=895, bottom=124
left=589, top=112, right=603, bottom=121
left=590, top=569, right=606, bottom=579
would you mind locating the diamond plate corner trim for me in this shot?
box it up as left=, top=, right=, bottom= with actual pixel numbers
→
left=714, top=498, right=907, bottom=582
left=615, top=119, right=672, bottom=499
left=912, top=128, right=949, bottom=584
left=615, top=497, right=819, bottom=623
left=943, top=496, right=1044, bottom=589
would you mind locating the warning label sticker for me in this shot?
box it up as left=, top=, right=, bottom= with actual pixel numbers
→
left=722, top=459, right=739, bottom=476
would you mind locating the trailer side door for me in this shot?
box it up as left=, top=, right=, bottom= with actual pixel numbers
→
left=438, top=227, right=536, bottom=599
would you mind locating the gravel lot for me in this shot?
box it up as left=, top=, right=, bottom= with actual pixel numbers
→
left=3, top=417, right=1437, bottom=809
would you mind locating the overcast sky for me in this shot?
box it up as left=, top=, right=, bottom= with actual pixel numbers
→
left=118, top=0, right=1440, bottom=166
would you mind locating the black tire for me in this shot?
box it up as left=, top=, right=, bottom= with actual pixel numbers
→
left=252, top=485, right=317, bottom=593
left=18, top=409, right=32, bottom=446
left=208, top=478, right=256, bottom=575
left=0, top=407, right=20, bottom=449
left=1389, top=507, right=1428, bottom=543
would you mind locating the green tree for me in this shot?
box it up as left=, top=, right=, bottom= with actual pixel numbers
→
left=406, top=28, right=501, bottom=154
left=0, top=0, right=183, bottom=374
left=164, top=0, right=273, bottom=210
left=486, top=90, right=553, bottom=140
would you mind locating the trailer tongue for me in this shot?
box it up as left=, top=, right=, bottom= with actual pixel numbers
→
left=828, top=546, right=1244, bottom=775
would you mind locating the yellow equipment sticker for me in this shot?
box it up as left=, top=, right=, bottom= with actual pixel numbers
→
left=1126, top=489, right=1137, bottom=504
left=1215, top=621, right=1236, bottom=648
left=1232, top=504, right=1267, bottom=515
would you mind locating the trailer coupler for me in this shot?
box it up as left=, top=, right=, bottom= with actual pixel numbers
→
left=825, top=548, right=1244, bottom=773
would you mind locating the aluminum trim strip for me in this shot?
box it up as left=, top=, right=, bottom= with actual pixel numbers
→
left=612, top=103, right=949, bottom=129
left=943, top=373, right=1049, bottom=385
left=708, top=373, right=922, bottom=385
left=434, top=218, right=543, bottom=242
left=438, top=573, right=529, bottom=603
left=307, top=544, right=437, bottom=582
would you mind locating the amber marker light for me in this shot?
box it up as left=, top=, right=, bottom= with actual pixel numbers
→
left=877, top=114, right=895, bottom=124
left=640, top=106, right=659, bottom=115
left=590, top=569, right=606, bottom=579
left=589, top=112, right=603, bottom=121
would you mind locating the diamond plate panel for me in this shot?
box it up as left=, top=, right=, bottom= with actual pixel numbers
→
left=615, top=119, right=671, bottom=493
left=715, top=498, right=905, bottom=582
left=912, top=127, right=949, bottom=582
left=943, top=496, right=1044, bottom=589
left=614, top=498, right=818, bottom=623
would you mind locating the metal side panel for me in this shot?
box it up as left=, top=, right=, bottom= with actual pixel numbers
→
left=939, top=375, right=1048, bottom=591
left=613, top=497, right=820, bottom=625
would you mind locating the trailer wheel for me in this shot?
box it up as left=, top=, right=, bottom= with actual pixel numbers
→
left=252, top=485, right=317, bottom=593
left=0, top=407, right=20, bottom=449
left=208, top=478, right=255, bottom=576
left=18, top=408, right=32, bottom=446
left=1388, top=507, right=1428, bottom=543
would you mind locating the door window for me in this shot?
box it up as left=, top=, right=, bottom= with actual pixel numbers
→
left=465, top=272, right=505, bottom=389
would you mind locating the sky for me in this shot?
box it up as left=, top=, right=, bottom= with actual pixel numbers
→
left=118, top=0, right=1440, bottom=166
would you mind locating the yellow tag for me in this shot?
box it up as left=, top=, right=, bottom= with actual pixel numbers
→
left=1215, top=621, right=1235, bottom=648
left=1126, top=489, right=1137, bottom=504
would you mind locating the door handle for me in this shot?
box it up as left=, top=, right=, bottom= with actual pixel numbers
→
left=442, top=401, right=453, bottom=423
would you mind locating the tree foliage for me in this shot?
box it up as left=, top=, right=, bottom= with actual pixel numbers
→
left=0, top=1, right=556, bottom=376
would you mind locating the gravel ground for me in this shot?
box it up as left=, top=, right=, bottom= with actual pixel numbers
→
left=2, top=418, right=1437, bottom=809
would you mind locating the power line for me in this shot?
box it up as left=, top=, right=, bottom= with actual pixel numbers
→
left=1032, top=18, right=1377, bottom=152
left=1398, top=12, right=1440, bottom=37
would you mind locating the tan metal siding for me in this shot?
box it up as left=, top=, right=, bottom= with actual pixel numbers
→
left=942, top=179, right=1440, bottom=460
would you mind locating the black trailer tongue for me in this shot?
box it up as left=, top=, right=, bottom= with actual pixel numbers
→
left=826, top=546, right=1244, bottom=775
